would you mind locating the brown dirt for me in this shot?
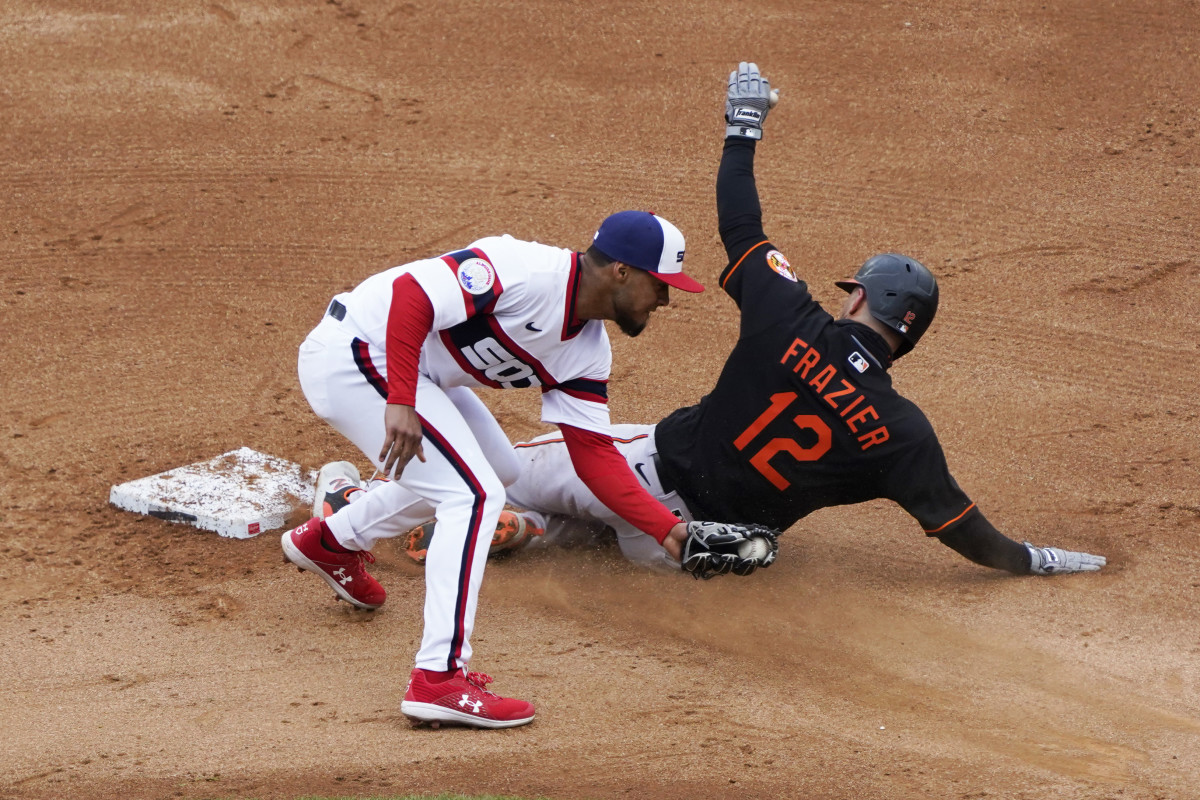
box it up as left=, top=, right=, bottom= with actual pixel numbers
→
left=3, top=2, right=1199, bottom=799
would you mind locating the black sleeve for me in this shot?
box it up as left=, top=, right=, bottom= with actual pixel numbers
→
left=934, top=507, right=1033, bottom=574
left=716, top=137, right=766, bottom=267
left=882, top=433, right=976, bottom=532
left=714, top=138, right=825, bottom=337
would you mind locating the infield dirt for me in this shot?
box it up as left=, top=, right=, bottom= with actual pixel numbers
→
left=2, top=2, right=1198, bottom=799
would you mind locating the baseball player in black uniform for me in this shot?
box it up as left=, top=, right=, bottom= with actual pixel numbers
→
left=502, top=62, right=1105, bottom=578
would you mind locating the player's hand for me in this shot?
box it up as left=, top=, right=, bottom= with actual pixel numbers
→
left=726, top=61, right=772, bottom=140
left=1024, top=542, right=1106, bottom=575
left=679, top=521, right=780, bottom=580
left=380, top=403, right=425, bottom=479
left=664, top=523, right=686, bottom=561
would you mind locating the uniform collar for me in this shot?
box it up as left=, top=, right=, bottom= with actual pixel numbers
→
left=562, top=252, right=587, bottom=340
left=834, top=320, right=893, bottom=370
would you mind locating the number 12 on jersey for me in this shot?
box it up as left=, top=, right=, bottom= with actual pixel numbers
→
left=733, top=392, right=832, bottom=490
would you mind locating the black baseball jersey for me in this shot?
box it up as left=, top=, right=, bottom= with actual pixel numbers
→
left=655, top=139, right=976, bottom=539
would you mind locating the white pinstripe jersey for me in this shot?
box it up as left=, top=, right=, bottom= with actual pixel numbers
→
left=331, top=235, right=613, bottom=435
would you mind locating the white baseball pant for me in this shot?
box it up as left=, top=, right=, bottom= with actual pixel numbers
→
left=505, top=424, right=693, bottom=573
left=298, top=314, right=519, bottom=672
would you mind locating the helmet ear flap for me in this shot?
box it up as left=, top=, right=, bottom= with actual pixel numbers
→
left=838, top=254, right=939, bottom=357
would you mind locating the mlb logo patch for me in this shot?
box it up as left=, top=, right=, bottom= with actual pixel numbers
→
left=848, top=351, right=869, bottom=373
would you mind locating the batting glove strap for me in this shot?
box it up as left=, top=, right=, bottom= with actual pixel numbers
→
left=726, top=123, right=764, bottom=140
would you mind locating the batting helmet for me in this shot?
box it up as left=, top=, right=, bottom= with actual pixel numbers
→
left=835, top=253, right=938, bottom=359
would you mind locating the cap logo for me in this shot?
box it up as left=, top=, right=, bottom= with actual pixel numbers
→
left=675, top=250, right=684, bottom=264
left=457, top=257, right=496, bottom=295
left=766, top=250, right=797, bottom=282
left=903, top=310, right=917, bottom=324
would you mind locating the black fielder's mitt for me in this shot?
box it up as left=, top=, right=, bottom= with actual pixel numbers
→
left=680, top=521, right=780, bottom=580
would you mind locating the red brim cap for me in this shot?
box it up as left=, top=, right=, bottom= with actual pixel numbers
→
left=655, top=270, right=705, bottom=293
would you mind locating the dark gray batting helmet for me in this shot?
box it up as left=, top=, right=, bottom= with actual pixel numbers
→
left=835, top=253, right=939, bottom=359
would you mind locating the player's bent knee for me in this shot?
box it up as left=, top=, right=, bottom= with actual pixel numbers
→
left=491, top=450, right=521, bottom=488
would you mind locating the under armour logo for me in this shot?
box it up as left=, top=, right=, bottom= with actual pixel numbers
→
left=458, top=694, right=483, bottom=713
left=332, top=567, right=352, bottom=585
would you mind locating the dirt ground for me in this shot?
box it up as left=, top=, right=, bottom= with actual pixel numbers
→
left=2, top=1, right=1199, bottom=798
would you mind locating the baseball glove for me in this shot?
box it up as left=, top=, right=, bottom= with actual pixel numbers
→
left=680, top=521, right=780, bottom=580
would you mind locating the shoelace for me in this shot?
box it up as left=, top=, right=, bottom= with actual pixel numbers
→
left=465, top=671, right=498, bottom=696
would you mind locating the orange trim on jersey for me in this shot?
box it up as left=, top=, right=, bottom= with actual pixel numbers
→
left=923, top=503, right=977, bottom=534
left=513, top=433, right=649, bottom=448
left=720, top=240, right=771, bottom=289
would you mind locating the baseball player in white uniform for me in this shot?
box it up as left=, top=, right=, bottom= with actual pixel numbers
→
left=283, top=210, right=715, bottom=729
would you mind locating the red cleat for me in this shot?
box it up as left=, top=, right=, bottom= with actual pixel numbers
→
left=281, top=517, right=385, bottom=610
left=401, top=667, right=535, bottom=729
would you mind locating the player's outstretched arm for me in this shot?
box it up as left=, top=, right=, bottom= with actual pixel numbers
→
left=933, top=511, right=1105, bottom=575
left=716, top=62, right=773, bottom=281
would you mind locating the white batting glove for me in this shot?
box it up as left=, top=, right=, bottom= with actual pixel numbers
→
left=1024, top=542, right=1106, bottom=575
left=725, top=61, right=772, bottom=140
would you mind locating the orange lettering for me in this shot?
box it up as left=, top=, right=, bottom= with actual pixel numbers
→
left=808, top=365, right=836, bottom=393
left=857, top=426, right=890, bottom=450
left=824, top=379, right=856, bottom=410
left=846, top=405, right=879, bottom=433
left=794, top=348, right=820, bottom=378
left=780, top=338, right=808, bottom=366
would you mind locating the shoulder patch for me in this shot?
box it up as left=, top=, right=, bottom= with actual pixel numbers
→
left=456, top=257, right=496, bottom=295
left=765, top=250, right=797, bottom=282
